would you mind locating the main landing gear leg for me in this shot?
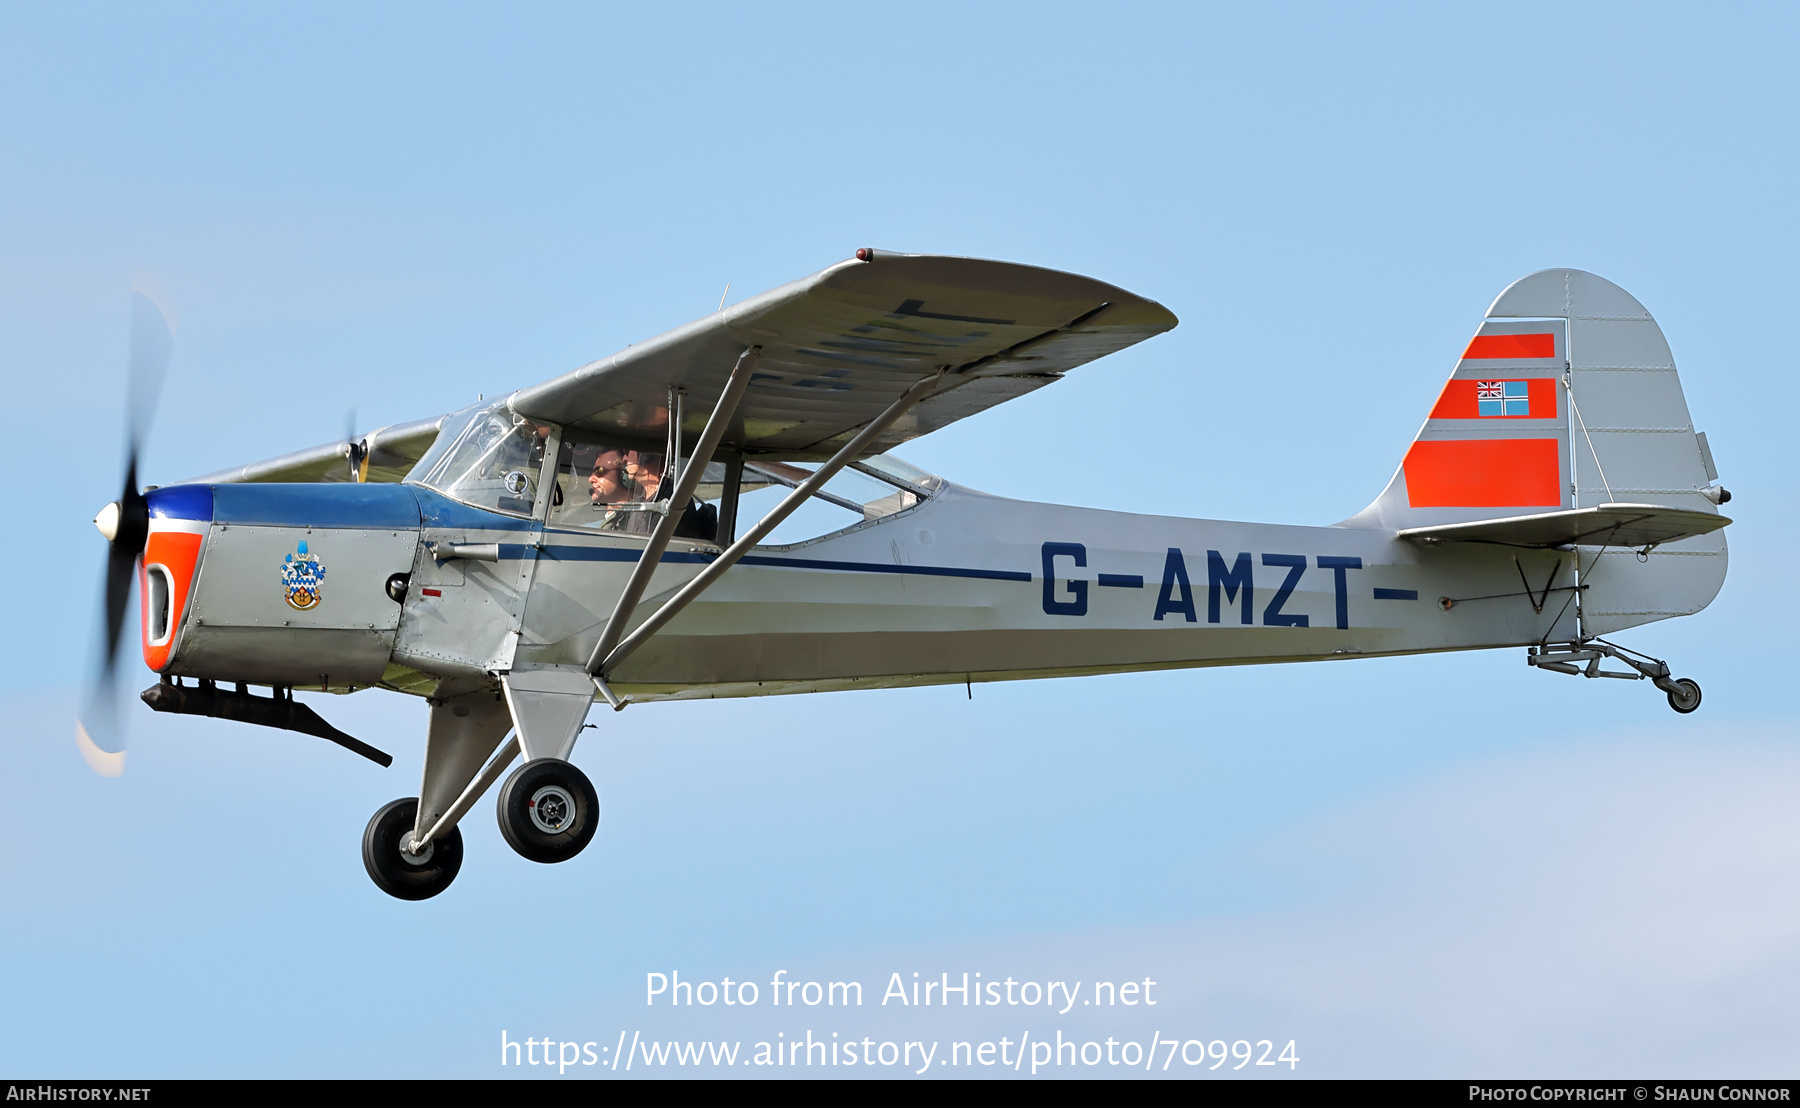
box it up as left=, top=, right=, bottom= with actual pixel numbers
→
left=1527, top=639, right=1703, bottom=714
left=363, top=798, right=463, bottom=900
left=496, top=666, right=602, bottom=864
left=362, top=688, right=514, bottom=901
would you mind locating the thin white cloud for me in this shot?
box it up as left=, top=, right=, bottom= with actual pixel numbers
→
left=596, top=727, right=1800, bottom=1078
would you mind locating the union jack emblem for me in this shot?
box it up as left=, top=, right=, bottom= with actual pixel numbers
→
left=282, top=540, right=327, bottom=611
left=1477, top=380, right=1530, bottom=417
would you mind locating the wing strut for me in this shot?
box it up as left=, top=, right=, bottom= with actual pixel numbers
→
left=591, top=368, right=946, bottom=689
left=585, top=346, right=762, bottom=675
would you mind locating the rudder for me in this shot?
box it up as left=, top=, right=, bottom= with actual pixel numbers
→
left=1349, top=269, right=1728, bottom=634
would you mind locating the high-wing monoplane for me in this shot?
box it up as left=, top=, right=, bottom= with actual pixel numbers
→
left=81, top=251, right=1732, bottom=899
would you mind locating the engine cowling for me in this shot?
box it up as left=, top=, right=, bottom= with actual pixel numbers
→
left=143, top=483, right=424, bottom=689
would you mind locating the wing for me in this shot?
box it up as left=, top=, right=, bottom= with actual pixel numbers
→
left=183, top=415, right=446, bottom=485
left=182, top=250, right=1176, bottom=484
left=509, top=249, right=1178, bottom=456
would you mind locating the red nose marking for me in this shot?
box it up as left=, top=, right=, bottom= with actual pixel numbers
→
left=142, top=530, right=203, bottom=672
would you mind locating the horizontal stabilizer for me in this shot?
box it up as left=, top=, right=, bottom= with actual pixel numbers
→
left=1397, top=503, right=1730, bottom=549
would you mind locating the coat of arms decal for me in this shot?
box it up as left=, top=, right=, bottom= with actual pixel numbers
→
left=282, top=540, right=326, bottom=610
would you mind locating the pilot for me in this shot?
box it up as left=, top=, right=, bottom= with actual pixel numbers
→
left=589, top=448, right=629, bottom=508
left=593, top=448, right=635, bottom=530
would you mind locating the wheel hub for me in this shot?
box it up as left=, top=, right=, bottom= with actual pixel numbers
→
left=529, top=785, right=576, bottom=834
left=1668, top=679, right=1702, bottom=713
left=398, top=832, right=435, bottom=867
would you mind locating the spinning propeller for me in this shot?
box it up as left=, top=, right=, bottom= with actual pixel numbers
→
left=76, top=285, right=175, bottom=777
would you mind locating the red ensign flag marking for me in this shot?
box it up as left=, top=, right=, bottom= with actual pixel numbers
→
left=1429, top=378, right=1558, bottom=419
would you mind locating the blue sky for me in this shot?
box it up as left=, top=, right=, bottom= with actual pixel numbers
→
left=1, top=2, right=1796, bottom=1078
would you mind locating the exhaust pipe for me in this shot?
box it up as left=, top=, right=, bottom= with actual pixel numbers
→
left=141, top=679, right=392, bottom=767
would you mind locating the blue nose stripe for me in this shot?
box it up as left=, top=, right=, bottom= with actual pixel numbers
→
left=146, top=484, right=215, bottom=521
left=210, top=483, right=422, bottom=529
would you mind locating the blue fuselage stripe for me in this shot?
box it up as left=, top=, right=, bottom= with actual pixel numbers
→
left=529, top=543, right=1030, bottom=582
left=739, top=554, right=1031, bottom=582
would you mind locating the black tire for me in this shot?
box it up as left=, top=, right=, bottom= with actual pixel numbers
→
left=497, top=759, right=600, bottom=864
left=1666, top=678, right=1702, bottom=714
left=362, top=797, right=463, bottom=900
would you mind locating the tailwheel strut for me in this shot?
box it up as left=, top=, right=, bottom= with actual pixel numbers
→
left=1527, top=638, right=1702, bottom=714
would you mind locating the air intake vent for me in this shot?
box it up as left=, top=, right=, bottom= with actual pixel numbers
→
left=146, top=564, right=174, bottom=647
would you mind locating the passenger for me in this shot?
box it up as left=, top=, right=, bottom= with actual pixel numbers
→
left=620, top=452, right=665, bottom=535
left=626, top=451, right=665, bottom=502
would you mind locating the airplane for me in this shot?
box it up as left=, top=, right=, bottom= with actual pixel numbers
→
left=78, top=251, right=1732, bottom=900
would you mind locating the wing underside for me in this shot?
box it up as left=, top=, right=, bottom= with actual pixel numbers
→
left=508, top=250, right=1178, bottom=458
left=182, top=250, right=1177, bottom=484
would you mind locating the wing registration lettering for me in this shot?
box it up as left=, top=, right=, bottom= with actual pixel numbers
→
left=890, top=298, right=1017, bottom=326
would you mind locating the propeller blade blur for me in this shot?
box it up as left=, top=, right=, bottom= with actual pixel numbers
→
left=125, top=284, right=175, bottom=452
left=76, top=282, right=176, bottom=776
left=75, top=674, right=126, bottom=778
left=76, top=543, right=129, bottom=776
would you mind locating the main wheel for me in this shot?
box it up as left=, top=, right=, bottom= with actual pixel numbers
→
left=363, top=798, right=463, bottom=900
left=1666, top=678, right=1702, bottom=714
left=497, top=759, right=600, bottom=864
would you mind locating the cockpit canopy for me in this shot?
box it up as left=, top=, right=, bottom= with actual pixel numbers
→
left=405, top=400, right=941, bottom=546
left=408, top=402, right=548, bottom=515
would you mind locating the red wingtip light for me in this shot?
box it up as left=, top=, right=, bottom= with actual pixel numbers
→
left=855, top=248, right=873, bottom=262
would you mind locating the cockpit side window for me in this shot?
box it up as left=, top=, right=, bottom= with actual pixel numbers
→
left=735, top=452, right=939, bottom=546
left=547, top=436, right=680, bottom=535
left=534, top=432, right=939, bottom=545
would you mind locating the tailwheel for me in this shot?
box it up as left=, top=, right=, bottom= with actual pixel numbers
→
left=497, top=759, right=599, bottom=864
left=1665, top=678, right=1702, bottom=714
left=363, top=798, right=463, bottom=901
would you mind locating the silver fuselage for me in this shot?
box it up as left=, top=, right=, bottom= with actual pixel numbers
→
left=143, top=476, right=1723, bottom=702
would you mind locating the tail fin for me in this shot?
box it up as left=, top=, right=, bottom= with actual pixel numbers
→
left=1351, top=269, right=1728, bottom=634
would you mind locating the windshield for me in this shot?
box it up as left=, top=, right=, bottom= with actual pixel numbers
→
left=406, top=401, right=551, bottom=516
